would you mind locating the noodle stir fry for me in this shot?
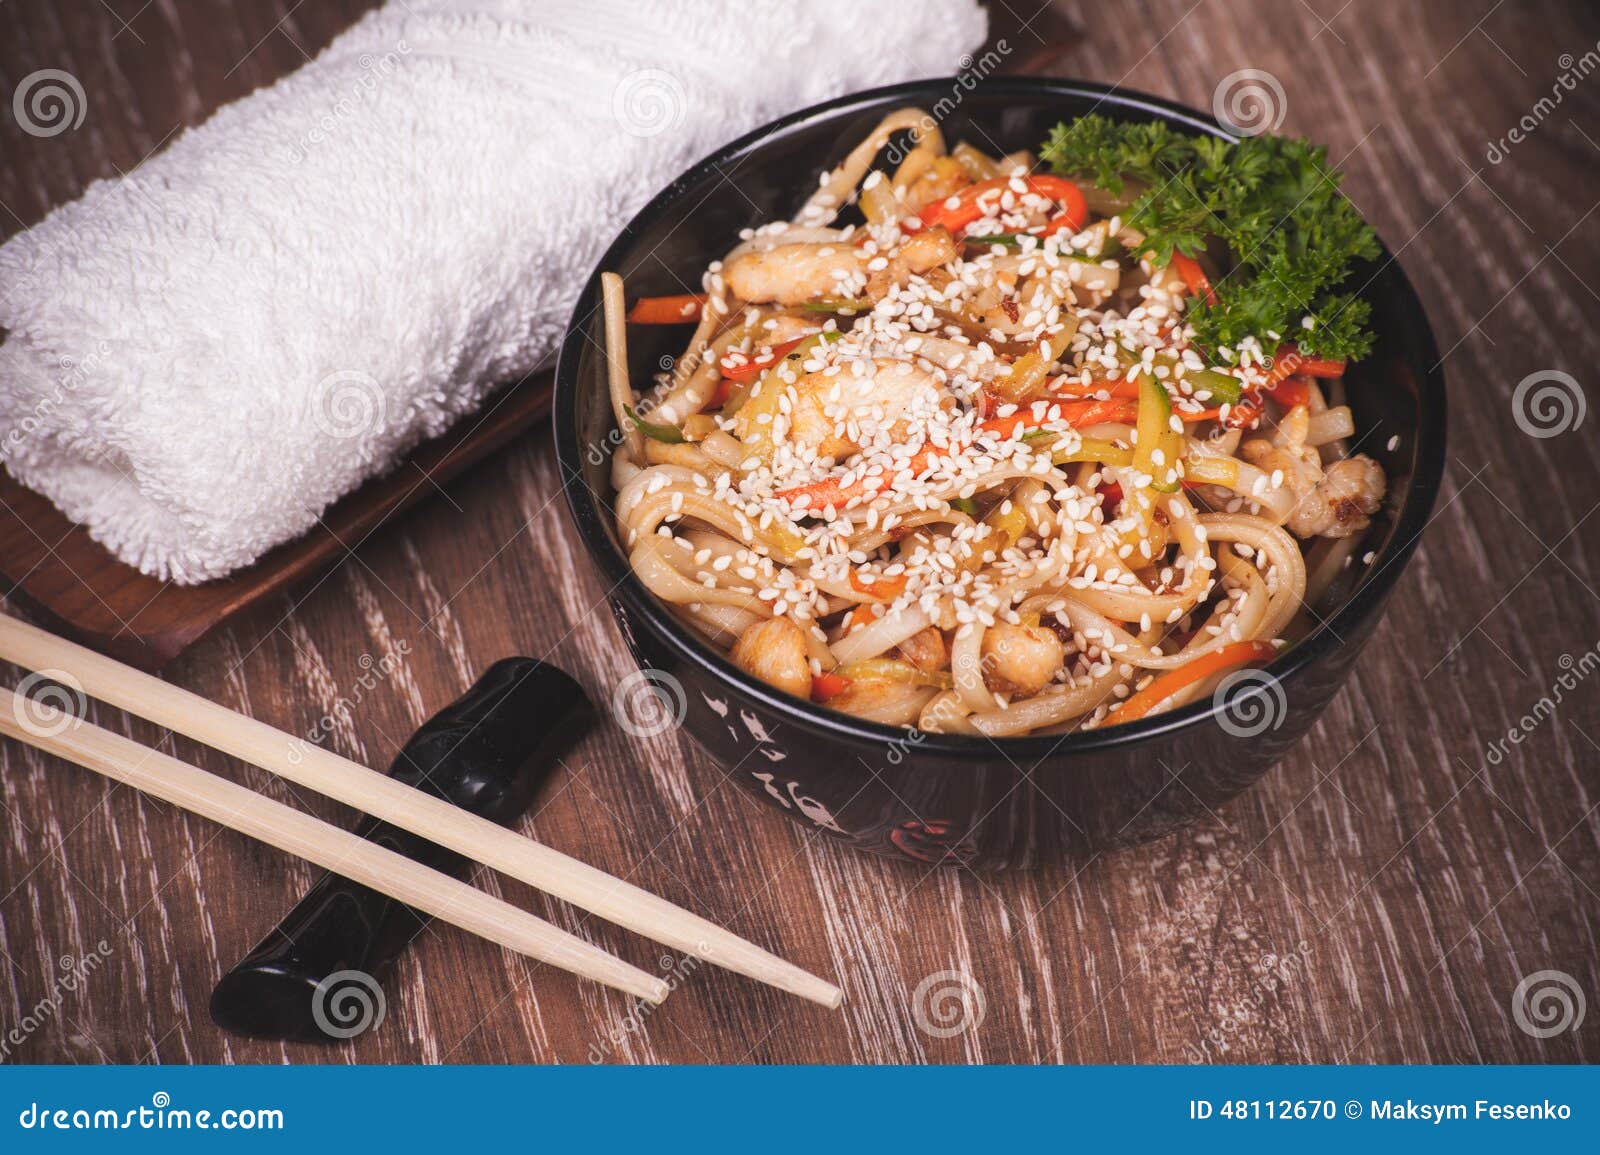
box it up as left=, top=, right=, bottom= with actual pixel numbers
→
left=601, top=109, right=1386, bottom=736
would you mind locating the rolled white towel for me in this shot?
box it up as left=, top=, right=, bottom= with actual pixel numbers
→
left=0, top=0, right=985, bottom=583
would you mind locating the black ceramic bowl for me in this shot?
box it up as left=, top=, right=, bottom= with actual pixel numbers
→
left=554, top=78, right=1447, bottom=869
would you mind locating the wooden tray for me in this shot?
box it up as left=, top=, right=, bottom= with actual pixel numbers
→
left=0, top=376, right=551, bottom=671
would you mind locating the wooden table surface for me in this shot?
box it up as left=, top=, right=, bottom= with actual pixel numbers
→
left=2, top=0, right=1597, bottom=1065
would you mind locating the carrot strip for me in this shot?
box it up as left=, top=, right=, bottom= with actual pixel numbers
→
left=775, top=448, right=933, bottom=509
left=1047, top=378, right=1140, bottom=400
left=841, top=606, right=877, bottom=632
left=980, top=400, right=1137, bottom=439
left=849, top=570, right=908, bottom=601
left=627, top=294, right=707, bottom=324
left=1175, top=396, right=1264, bottom=428
left=1114, top=641, right=1277, bottom=723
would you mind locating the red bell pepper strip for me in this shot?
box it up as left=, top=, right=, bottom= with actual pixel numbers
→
left=1170, top=251, right=1219, bottom=306
left=915, top=175, right=1088, bottom=238
left=626, top=294, right=707, bottom=324
left=718, top=337, right=807, bottom=381
left=810, top=672, right=853, bottom=702
left=1267, top=343, right=1346, bottom=382
left=1265, top=375, right=1311, bottom=409
left=1295, top=357, right=1346, bottom=377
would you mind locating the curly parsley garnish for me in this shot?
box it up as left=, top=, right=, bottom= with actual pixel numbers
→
left=1041, top=115, right=1381, bottom=360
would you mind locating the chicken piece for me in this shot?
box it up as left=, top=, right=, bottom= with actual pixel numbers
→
left=724, top=225, right=959, bottom=310
left=737, top=357, right=953, bottom=461
left=1241, top=434, right=1321, bottom=500
left=865, top=227, right=959, bottom=300
left=962, top=269, right=1026, bottom=337
left=723, top=243, right=867, bottom=306
left=981, top=622, right=1064, bottom=699
left=1291, top=455, right=1386, bottom=538
left=822, top=676, right=937, bottom=726
left=731, top=618, right=812, bottom=699
left=1241, top=406, right=1384, bottom=538
left=789, top=358, right=953, bottom=460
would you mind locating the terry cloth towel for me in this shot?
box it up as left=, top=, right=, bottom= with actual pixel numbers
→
left=0, top=0, right=986, bottom=584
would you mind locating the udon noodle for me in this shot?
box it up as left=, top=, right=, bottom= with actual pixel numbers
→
left=601, top=109, right=1386, bottom=736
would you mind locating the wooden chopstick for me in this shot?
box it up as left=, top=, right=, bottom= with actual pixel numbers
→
left=0, top=614, right=843, bottom=1010
left=0, top=685, right=669, bottom=1004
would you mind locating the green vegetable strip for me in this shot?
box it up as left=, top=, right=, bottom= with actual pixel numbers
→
left=1134, top=377, right=1181, bottom=495
left=1183, top=367, right=1243, bottom=406
left=624, top=404, right=684, bottom=444
left=1052, top=438, right=1133, bottom=468
left=799, top=297, right=871, bottom=314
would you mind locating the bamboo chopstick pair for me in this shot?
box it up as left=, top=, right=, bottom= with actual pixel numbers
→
left=0, top=614, right=842, bottom=1010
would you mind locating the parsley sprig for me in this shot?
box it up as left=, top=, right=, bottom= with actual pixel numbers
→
left=1041, top=116, right=1381, bottom=360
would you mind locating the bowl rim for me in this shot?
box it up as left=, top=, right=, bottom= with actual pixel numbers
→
left=553, top=75, right=1448, bottom=758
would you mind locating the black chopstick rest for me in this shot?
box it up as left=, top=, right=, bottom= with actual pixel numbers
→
left=208, top=657, right=593, bottom=1042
